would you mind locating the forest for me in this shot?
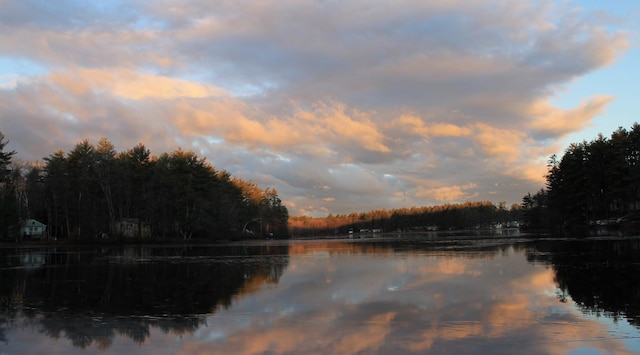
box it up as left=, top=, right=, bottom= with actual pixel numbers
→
left=0, top=134, right=289, bottom=241
left=290, top=201, right=522, bottom=236
left=521, top=122, right=640, bottom=231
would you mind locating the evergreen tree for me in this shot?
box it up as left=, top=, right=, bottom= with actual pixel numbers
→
left=527, top=122, right=640, bottom=230
left=0, top=132, right=18, bottom=239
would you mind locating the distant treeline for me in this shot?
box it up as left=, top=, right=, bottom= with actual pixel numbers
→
left=522, top=122, right=640, bottom=231
left=290, top=201, right=522, bottom=236
left=0, top=134, right=288, bottom=241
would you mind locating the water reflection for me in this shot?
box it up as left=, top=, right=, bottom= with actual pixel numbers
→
left=194, top=239, right=556, bottom=354
left=0, top=244, right=289, bottom=349
left=527, top=237, right=640, bottom=327
left=1, top=236, right=640, bottom=354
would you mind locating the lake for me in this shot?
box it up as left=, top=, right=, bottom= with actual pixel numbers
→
left=1, top=233, right=640, bottom=354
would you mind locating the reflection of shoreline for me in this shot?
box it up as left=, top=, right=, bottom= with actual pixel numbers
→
left=0, top=245, right=290, bottom=350
left=296, top=228, right=523, bottom=241
left=290, top=236, right=640, bottom=330
left=181, top=238, right=640, bottom=354
left=527, top=238, right=640, bottom=328
left=290, top=234, right=531, bottom=258
left=3, top=237, right=639, bottom=352
left=17, top=310, right=207, bottom=349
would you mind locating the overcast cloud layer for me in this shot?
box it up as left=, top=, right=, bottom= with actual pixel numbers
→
left=0, top=0, right=631, bottom=216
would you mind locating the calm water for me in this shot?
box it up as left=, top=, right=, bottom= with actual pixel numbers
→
left=1, top=234, right=640, bottom=354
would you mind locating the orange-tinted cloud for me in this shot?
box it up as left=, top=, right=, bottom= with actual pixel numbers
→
left=49, top=68, right=229, bottom=99
left=414, top=183, right=479, bottom=202
left=472, top=123, right=530, bottom=162
left=390, top=115, right=472, bottom=138
left=527, top=96, right=615, bottom=138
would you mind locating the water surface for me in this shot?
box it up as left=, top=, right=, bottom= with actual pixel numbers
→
left=1, top=235, right=639, bottom=354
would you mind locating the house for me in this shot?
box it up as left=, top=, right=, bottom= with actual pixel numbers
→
left=20, top=219, right=47, bottom=239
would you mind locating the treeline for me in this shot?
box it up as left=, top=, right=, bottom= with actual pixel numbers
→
left=0, top=134, right=289, bottom=241
left=290, top=201, right=521, bottom=236
left=522, top=122, right=640, bottom=230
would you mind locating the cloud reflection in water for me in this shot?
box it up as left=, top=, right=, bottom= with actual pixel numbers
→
left=2, top=239, right=639, bottom=354
left=178, top=240, right=639, bottom=355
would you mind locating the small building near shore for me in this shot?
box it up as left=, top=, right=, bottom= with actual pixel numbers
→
left=20, top=219, right=47, bottom=239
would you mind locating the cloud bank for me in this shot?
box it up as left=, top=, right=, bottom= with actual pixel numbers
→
left=0, top=0, right=630, bottom=216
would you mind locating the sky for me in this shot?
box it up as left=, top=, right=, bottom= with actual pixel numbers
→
left=1, top=0, right=638, bottom=217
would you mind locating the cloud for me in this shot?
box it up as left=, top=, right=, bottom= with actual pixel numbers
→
left=472, top=123, right=530, bottom=161
left=0, top=73, right=20, bottom=89
left=415, top=183, right=480, bottom=202
left=0, top=0, right=632, bottom=216
left=52, top=69, right=228, bottom=100
left=389, top=115, right=473, bottom=139
left=527, top=96, right=615, bottom=138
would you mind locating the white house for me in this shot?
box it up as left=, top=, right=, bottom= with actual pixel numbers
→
left=20, top=219, right=47, bottom=239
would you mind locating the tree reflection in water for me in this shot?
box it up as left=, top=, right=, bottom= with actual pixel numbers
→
left=1, top=236, right=640, bottom=352
left=0, top=244, right=290, bottom=349
left=527, top=237, right=640, bottom=328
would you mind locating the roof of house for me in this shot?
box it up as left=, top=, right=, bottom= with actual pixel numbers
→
left=22, top=219, right=47, bottom=228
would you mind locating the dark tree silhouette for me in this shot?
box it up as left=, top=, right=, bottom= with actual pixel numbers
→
left=16, top=138, right=290, bottom=240
left=525, top=123, right=640, bottom=230
left=0, top=132, right=18, bottom=239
